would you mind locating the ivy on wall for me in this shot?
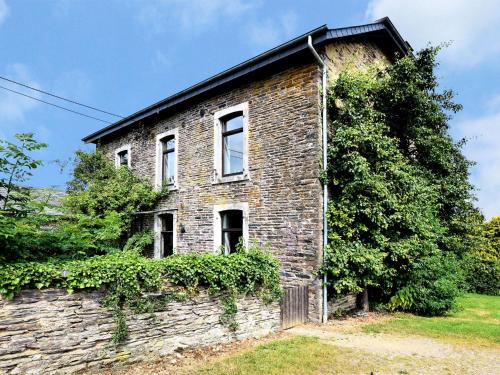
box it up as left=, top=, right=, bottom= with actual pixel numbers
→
left=0, top=246, right=282, bottom=343
left=321, top=46, right=480, bottom=315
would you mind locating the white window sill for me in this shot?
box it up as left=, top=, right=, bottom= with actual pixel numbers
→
left=212, top=173, right=249, bottom=185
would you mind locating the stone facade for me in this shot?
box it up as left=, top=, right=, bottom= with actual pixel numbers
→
left=0, top=289, right=280, bottom=374
left=97, top=39, right=392, bottom=323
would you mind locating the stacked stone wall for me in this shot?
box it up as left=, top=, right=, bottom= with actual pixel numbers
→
left=0, top=289, right=280, bottom=374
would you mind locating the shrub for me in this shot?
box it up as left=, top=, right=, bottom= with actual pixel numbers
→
left=463, top=255, right=499, bottom=295
left=388, top=254, right=464, bottom=316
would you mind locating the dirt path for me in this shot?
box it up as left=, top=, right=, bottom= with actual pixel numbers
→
left=289, top=325, right=500, bottom=374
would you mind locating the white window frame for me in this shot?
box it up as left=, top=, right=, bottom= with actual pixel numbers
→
left=213, top=202, right=249, bottom=254
left=114, top=144, right=131, bottom=168
left=154, top=210, right=177, bottom=259
left=155, top=129, right=178, bottom=190
left=213, top=102, right=250, bottom=184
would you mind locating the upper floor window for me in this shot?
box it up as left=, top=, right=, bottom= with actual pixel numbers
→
left=222, top=113, right=244, bottom=176
left=162, top=136, right=176, bottom=185
left=213, top=102, right=249, bottom=184
left=155, top=129, right=178, bottom=190
left=114, top=145, right=131, bottom=168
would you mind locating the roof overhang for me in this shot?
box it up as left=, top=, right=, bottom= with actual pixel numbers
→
left=83, top=17, right=410, bottom=144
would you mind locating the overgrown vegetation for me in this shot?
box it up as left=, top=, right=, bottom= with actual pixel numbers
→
left=0, top=140, right=282, bottom=343
left=0, top=246, right=282, bottom=343
left=322, top=46, right=493, bottom=315
left=0, top=147, right=164, bottom=262
left=463, top=216, right=500, bottom=295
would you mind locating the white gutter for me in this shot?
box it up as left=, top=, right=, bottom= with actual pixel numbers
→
left=307, top=35, right=328, bottom=323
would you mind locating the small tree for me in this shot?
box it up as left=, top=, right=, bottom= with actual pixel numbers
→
left=64, top=150, right=166, bottom=250
left=0, top=133, right=47, bottom=215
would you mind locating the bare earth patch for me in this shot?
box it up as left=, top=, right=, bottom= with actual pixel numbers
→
left=290, top=317, right=500, bottom=375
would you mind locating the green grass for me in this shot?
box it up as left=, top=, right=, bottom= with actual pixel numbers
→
left=364, top=293, right=500, bottom=345
left=191, top=336, right=411, bottom=375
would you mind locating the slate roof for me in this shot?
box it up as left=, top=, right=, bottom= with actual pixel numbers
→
left=82, top=17, right=410, bottom=144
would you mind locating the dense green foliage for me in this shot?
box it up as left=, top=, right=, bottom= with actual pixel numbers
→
left=0, top=246, right=282, bottom=342
left=323, top=47, right=480, bottom=315
left=462, top=216, right=499, bottom=295
left=0, top=133, right=47, bottom=215
left=387, top=254, right=464, bottom=315
left=0, top=149, right=163, bottom=262
left=463, top=256, right=499, bottom=295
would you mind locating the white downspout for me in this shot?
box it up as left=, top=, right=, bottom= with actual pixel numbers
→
left=307, top=35, right=328, bottom=323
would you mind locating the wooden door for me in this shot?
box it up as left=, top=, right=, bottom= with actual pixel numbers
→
left=281, top=285, right=309, bottom=329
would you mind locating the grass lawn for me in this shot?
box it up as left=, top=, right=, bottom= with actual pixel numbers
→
left=192, top=336, right=410, bottom=375
left=364, top=293, right=500, bottom=345
left=192, top=293, right=499, bottom=374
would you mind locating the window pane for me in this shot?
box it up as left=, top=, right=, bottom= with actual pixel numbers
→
left=162, top=214, right=173, bottom=231
left=221, top=210, right=243, bottom=254
left=162, top=150, right=176, bottom=184
left=221, top=210, right=243, bottom=230
left=223, top=114, right=243, bottom=132
left=223, top=131, right=243, bottom=175
left=161, top=214, right=174, bottom=257
left=163, top=137, right=175, bottom=151
left=118, top=151, right=128, bottom=166
left=223, top=231, right=242, bottom=254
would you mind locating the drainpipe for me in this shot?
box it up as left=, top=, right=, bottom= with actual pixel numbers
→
left=307, top=35, right=328, bottom=323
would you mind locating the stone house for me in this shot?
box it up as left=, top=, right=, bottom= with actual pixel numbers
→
left=83, top=17, right=409, bottom=324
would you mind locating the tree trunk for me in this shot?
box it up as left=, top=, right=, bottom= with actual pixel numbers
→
left=359, top=289, right=369, bottom=312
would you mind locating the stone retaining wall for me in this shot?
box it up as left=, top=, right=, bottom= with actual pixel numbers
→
left=0, top=289, right=280, bottom=374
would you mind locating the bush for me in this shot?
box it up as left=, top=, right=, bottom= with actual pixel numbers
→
left=388, top=254, right=464, bottom=316
left=463, top=255, right=499, bottom=295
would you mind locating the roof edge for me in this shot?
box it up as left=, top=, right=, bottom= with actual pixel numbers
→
left=83, top=17, right=409, bottom=144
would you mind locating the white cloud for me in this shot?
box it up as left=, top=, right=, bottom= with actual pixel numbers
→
left=246, top=11, right=299, bottom=49
left=365, top=0, right=500, bottom=67
left=0, top=0, right=8, bottom=26
left=455, top=104, right=500, bottom=219
left=0, top=64, right=41, bottom=123
left=135, top=0, right=257, bottom=34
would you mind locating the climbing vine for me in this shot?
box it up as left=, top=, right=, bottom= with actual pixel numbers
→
left=321, top=46, right=479, bottom=315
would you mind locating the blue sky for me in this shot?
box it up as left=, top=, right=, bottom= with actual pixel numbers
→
left=0, top=0, right=499, bottom=219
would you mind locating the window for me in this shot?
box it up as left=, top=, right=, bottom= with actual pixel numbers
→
left=162, top=136, right=176, bottom=185
left=213, top=102, right=249, bottom=184
left=154, top=211, right=176, bottom=258
left=220, top=210, right=243, bottom=254
left=213, top=202, right=249, bottom=253
left=117, top=150, right=129, bottom=166
left=222, top=113, right=244, bottom=176
left=155, top=129, right=178, bottom=190
left=114, top=144, right=131, bottom=168
left=160, top=213, right=174, bottom=257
